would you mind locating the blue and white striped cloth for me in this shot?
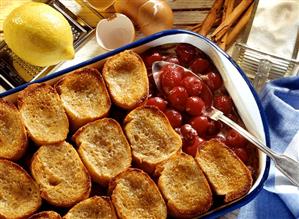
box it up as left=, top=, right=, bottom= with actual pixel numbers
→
left=238, top=76, right=299, bottom=219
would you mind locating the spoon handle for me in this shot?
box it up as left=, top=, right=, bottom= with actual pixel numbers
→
left=208, top=107, right=299, bottom=187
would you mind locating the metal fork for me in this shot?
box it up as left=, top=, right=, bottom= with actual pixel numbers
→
left=208, top=107, right=299, bottom=187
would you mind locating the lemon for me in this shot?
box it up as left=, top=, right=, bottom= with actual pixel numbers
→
left=3, top=2, right=74, bottom=67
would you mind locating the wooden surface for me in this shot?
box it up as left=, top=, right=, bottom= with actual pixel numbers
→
left=0, top=0, right=215, bottom=41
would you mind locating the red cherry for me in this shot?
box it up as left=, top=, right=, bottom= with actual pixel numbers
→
left=190, top=58, right=210, bottom=74
left=165, top=56, right=180, bottom=64
left=160, top=64, right=184, bottom=94
left=180, top=124, right=198, bottom=144
left=225, top=129, right=248, bottom=148
left=146, top=97, right=167, bottom=112
left=181, top=76, right=203, bottom=96
left=207, top=120, right=222, bottom=136
left=232, top=147, right=249, bottom=163
left=214, top=95, right=233, bottom=115
left=164, top=109, right=183, bottom=128
left=143, top=52, right=162, bottom=67
left=183, top=136, right=205, bottom=157
left=204, top=71, right=223, bottom=91
left=185, top=96, right=205, bottom=116
left=189, top=116, right=209, bottom=137
left=168, top=86, right=189, bottom=111
left=175, top=44, right=197, bottom=66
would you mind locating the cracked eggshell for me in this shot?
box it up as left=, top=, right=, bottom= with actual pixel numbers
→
left=96, top=13, right=135, bottom=51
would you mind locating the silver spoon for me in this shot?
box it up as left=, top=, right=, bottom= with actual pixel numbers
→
left=152, top=61, right=299, bottom=187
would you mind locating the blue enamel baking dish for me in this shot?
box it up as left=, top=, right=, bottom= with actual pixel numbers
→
left=1, top=29, right=270, bottom=218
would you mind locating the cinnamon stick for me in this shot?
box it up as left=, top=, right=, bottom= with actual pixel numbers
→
left=218, top=0, right=235, bottom=50
left=190, top=17, right=222, bottom=33
left=225, top=3, right=255, bottom=49
left=189, top=23, right=202, bottom=32
left=198, top=0, right=224, bottom=36
left=213, top=17, right=223, bottom=28
left=211, top=0, right=253, bottom=41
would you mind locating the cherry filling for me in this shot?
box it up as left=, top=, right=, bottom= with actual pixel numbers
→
left=160, top=64, right=184, bottom=94
left=143, top=44, right=254, bottom=170
left=181, top=76, right=203, bottom=96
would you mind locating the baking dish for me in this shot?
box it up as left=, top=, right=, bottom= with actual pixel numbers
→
left=0, top=29, right=270, bottom=218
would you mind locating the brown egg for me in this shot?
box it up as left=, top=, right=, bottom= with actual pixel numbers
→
left=114, top=0, right=174, bottom=35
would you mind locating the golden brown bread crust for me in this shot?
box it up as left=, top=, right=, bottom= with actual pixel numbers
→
left=55, top=68, right=111, bottom=130
left=17, top=83, right=69, bottom=145
left=28, top=211, right=62, bottom=219
left=0, top=159, right=41, bottom=219
left=155, top=153, right=212, bottom=218
left=30, top=141, right=91, bottom=207
left=63, top=196, right=117, bottom=219
left=102, top=50, right=149, bottom=110
left=109, top=168, right=167, bottom=219
left=195, top=139, right=253, bottom=202
left=0, top=99, right=27, bottom=160
left=72, top=118, right=132, bottom=186
left=124, top=105, right=182, bottom=173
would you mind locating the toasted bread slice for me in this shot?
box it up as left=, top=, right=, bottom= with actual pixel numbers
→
left=28, top=211, right=61, bottom=219
left=55, top=68, right=111, bottom=130
left=30, top=141, right=91, bottom=207
left=102, top=50, right=149, bottom=110
left=124, top=106, right=182, bottom=173
left=195, top=139, right=253, bottom=202
left=109, top=168, right=167, bottom=219
left=0, top=159, right=41, bottom=219
left=72, top=118, right=132, bottom=186
left=0, top=99, right=27, bottom=160
left=17, top=83, right=69, bottom=145
left=63, top=196, right=117, bottom=219
left=155, top=153, right=212, bottom=218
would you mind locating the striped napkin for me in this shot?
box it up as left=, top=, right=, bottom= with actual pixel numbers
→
left=238, top=76, right=299, bottom=219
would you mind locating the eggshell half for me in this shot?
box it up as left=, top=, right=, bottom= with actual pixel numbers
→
left=96, top=13, right=135, bottom=51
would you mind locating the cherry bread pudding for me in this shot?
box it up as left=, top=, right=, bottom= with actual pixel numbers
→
left=0, top=44, right=259, bottom=219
